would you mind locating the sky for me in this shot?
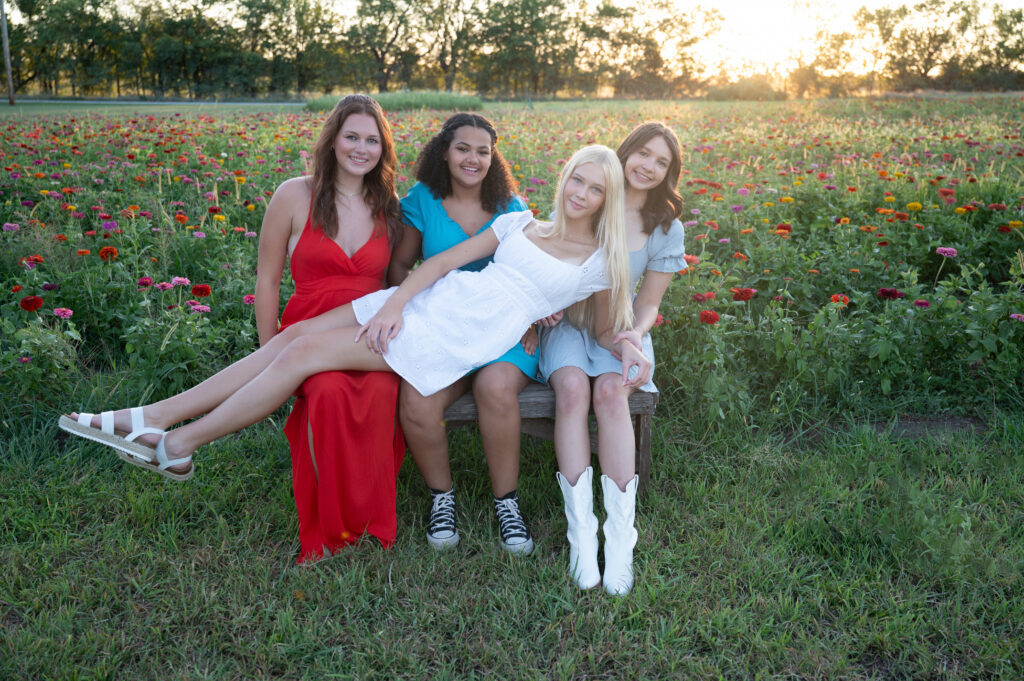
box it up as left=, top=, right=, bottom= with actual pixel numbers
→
left=690, top=0, right=1024, bottom=76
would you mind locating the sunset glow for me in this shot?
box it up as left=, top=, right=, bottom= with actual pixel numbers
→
left=687, top=0, right=1024, bottom=77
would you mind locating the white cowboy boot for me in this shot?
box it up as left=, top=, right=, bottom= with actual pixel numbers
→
left=556, top=467, right=600, bottom=590
left=601, top=474, right=638, bottom=596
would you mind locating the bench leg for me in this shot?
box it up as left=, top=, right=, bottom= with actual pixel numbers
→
left=634, top=413, right=652, bottom=494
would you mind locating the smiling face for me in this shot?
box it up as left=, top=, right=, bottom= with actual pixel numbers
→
left=561, top=161, right=607, bottom=222
left=622, top=134, right=672, bottom=193
left=444, top=125, right=493, bottom=191
left=333, top=113, right=383, bottom=180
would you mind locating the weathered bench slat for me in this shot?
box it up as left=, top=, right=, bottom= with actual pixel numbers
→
left=443, top=382, right=657, bottom=491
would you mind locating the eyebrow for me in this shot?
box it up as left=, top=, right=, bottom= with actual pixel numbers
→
left=642, top=145, right=670, bottom=162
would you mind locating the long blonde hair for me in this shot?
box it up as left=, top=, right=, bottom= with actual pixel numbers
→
left=542, top=145, right=633, bottom=333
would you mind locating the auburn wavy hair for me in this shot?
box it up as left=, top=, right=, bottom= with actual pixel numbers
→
left=413, top=113, right=517, bottom=213
left=616, top=122, right=684, bottom=235
left=309, top=94, right=401, bottom=244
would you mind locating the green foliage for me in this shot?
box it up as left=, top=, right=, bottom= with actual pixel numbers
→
left=306, top=91, right=483, bottom=112
left=706, top=75, right=787, bottom=101
left=0, top=314, right=81, bottom=400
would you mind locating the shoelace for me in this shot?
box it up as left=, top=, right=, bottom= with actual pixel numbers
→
left=494, top=497, right=530, bottom=542
left=429, top=491, right=457, bottom=535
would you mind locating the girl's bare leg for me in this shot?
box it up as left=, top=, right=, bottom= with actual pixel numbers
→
left=400, top=376, right=472, bottom=491
left=70, top=304, right=362, bottom=439
left=473, top=362, right=530, bottom=497
left=548, top=366, right=593, bottom=483
left=591, top=372, right=636, bottom=489
left=160, top=325, right=390, bottom=464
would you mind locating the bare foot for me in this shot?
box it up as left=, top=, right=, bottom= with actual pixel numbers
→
left=67, top=408, right=164, bottom=449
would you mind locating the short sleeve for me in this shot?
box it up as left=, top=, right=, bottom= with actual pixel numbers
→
left=489, top=210, right=529, bottom=242
left=646, top=219, right=687, bottom=272
left=400, top=183, right=430, bottom=233
left=503, top=194, right=529, bottom=213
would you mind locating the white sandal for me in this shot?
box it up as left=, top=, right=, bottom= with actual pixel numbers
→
left=124, top=433, right=193, bottom=482
left=58, top=407, right=165, bottom=464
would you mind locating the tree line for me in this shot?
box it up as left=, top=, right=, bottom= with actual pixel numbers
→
left=4, top=0, right=1023, bottom=99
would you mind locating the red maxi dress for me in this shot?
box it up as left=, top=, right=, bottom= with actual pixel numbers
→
left=278, top=210, right=405, bottom=564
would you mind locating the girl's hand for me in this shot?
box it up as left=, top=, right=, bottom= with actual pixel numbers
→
left=610, top=329, right=643, bottom=360
left=355, top=302, right=403, bottom=354
left=536, top=310, right=564, bottom=327
left=521, top=325, right=538, bottom=355
left=619, top=342, right=651, bottom=388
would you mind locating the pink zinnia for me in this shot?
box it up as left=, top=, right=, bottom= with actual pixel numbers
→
left=171, top=276, right=191, bottom=287
left=243, top=294, right=256, bottom=305
left=53, top=307, right=73, bottom=319
left=935, top=247, right=957, bottom=258
left=913, top=299, right=930, bottom=308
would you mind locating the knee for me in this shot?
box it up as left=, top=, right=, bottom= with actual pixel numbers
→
left=552, top=371, right=591, bottom=416
left=592, top=375, right=630, bottom=417
left=399, top=384, right=444, bottom=432
left=275, top=334, right=321, bottom=372
left=472, top=365, right=523, bottom=413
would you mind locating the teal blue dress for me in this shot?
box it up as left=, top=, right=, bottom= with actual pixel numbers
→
left=400, top=182, right=538, bottom=379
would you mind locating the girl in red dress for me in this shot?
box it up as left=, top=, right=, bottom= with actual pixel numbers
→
left=254, top=94, right=405, bottom=563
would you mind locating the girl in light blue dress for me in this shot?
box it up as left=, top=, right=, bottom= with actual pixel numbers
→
left=539, top=123, right=687, bottom=595
left=388, top=114, right=537, bottom=555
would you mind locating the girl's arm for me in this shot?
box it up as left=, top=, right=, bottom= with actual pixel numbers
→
left=592, top=289, right=652, bottom=388
left=357, top=227, right=500, bottom=353
left=387, top=224, right=423, bottom=286
left=254, top=180, right=302, bottom=346
left=612, top=270, right=675, bottom=353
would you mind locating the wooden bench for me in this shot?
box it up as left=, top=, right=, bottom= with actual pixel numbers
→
left=443, top=382, right=658, bottom=491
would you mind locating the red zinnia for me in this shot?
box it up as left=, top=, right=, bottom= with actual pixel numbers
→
left=20, top=295, right=43, bottom=312
left=699, top=309, right=719, bottom=325
left=877, top=287, right=906, bottom=300
left=191, top=284, right=212, bottom=297
left=730, top=287, right=757, bottom=301
left=830, top=294, right=849, bottom=306
left=99, top=246, right=118, bottom=261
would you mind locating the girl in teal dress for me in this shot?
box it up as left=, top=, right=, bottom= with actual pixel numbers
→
left=388, top=113, right=537, bottom=555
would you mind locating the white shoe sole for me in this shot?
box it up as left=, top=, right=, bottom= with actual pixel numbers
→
left=427, top=532, right=460, bottom=550
left=500, top=536, right=534, bottom=556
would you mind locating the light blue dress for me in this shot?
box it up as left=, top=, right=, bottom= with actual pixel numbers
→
left=400, top=182, right=538, bottom=380
left=537, top=219, right=686, bottom=393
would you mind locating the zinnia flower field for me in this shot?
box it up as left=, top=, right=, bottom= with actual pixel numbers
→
left=3, top=97, right=1023, bottom=425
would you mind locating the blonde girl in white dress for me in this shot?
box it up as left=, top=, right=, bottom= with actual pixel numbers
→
left=59, top=146, right=650, bottom=498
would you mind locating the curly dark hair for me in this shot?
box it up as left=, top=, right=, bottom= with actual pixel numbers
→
left=413, top=113, right=518, bottom=213
left=616, top=122, right=684, bottom=235
left=309, top=94, right=402, bottom=244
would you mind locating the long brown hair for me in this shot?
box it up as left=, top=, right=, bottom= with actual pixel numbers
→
left=616, top=122, right=683, bottom=235
left=309, top=94, right=401, bottom=244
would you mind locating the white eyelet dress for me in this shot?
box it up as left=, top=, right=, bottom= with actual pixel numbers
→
left=352, top=210, right=609, bottom=397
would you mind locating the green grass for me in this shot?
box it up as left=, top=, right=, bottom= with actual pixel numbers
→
left=307, top=91, right=483, bottom=113
left=3, top=396, right=1022, bottom=679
